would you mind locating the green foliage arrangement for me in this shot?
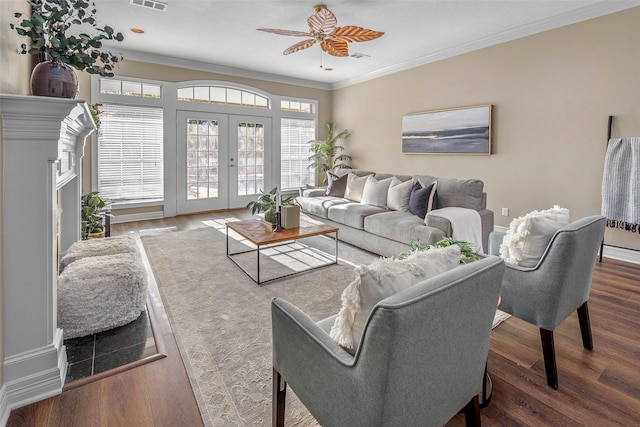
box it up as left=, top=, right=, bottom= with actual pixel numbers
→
left=308, top=122, right=352, bottom=184
left=10, top=0, right=124, bottom=77
left=246, top=188, right=293, bottom=224
left=398, top=238, right=481, bottom=263
left=81, top=191, right=110, bottom=239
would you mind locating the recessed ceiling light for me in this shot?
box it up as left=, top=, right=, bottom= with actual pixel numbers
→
left=131, top=28, right=145, bottom=34
left=130, top=0, right=167, bottom=12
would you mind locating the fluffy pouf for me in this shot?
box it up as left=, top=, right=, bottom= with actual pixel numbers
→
left=60, top=236, right=138, bottom=271
left=58, top=252, right=148, bottom=339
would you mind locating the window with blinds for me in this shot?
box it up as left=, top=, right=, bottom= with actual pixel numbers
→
left=281, top=118, right=315, bottom=191
left=97, top=104, right=164, bottom=202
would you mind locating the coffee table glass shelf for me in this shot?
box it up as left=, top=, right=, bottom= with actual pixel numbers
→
left=226, top=218, right=339, bottom=284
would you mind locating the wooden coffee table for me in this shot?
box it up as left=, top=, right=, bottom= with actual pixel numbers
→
left=226, top=218, right=339, bottom=284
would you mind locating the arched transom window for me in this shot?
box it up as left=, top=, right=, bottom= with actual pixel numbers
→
left=177, top=85, right=269, bottom=108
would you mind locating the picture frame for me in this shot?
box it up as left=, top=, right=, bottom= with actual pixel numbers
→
left=401, top=104, right=492, bottom=155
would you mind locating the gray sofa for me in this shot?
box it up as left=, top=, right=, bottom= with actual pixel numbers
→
left=296, top=170, right=494, bottom=257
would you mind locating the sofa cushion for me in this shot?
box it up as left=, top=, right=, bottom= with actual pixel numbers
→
left=328, top=202, right=388, bottom=229
left=295, top=196, right=351, bottom=219
left=387, top=177, right=413, bottom=212
left=361, top=175, right=392, bottom=208
left=325, top=171, right=348, bottom=197
left=499, top=205, right=570, bottom=267
left=409, top=181, right=437, bottom=219
left=415, top=175, right=484, bottom=210
left=364, top=211, right=447, bottom=245
left=329, top=245, right=461, bottom=351
left=344, top=173, right=371, bottom=202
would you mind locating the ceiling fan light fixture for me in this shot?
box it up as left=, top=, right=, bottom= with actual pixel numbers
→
left=257, top=5, right=384, bottom=59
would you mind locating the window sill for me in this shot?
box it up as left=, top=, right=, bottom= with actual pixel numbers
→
left=110, top=199, right=164, bottom=210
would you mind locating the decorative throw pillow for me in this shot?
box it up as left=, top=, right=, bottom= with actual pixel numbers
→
left=344, top=173, right=370, bottom=202
left=360, top=175, right=392, bottom=208
left=329, top=244, right=461, bottom=352
left=325, top=171, right=348, bottom=197
left=387, top=177, right=413, bottom=211
left=408, top=180, right=438, bottom=219
left=499, top=205, right=570, bottom=267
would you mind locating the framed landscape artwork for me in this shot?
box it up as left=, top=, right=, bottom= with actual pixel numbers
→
left=401, top=105, right=492, bottom=155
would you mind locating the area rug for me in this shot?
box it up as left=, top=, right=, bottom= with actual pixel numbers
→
left=141, top=222, right=509, bottom=426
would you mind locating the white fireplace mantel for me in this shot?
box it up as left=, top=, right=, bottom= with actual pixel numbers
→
left=1, top=94, right=95, bottom=413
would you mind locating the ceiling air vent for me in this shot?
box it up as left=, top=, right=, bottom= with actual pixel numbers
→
left=130, top=0, right=168, bottom=12
left=350, top=52, right=371, bottom=59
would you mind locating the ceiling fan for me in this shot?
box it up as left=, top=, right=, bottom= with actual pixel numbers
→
left=257, top=4, right=384, bottom=57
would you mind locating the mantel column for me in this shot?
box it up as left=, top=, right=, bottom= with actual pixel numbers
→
left=1, top=94, right=94, bottom=410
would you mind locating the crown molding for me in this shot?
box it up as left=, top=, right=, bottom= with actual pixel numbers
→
left=104, top=2, right=639, bottom=91
left=330, top=1, right=640, bottom=89
left=114, top=48, right=333, bottom=91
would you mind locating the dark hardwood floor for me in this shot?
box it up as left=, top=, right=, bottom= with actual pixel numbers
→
left=8, top=210, right=640, bottom=426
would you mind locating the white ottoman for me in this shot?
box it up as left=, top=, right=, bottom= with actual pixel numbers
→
left=58, top=252, right=148, bottom=339
left=60, top=236, right=138, bottom=271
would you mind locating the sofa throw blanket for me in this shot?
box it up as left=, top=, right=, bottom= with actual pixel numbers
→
left=602, top=137, right=640, bottom=233
left=428, top=207, right=483, bottom=251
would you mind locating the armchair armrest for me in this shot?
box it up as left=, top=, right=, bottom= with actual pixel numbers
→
left=298, top=187, right=327, bottom=197
left=271, top=298, right=354, bottom=371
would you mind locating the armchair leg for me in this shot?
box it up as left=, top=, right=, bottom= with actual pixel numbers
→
left=540, top=328, right=558, bottom=389
left=463, top=395, right=481, bottom=427
left=272, top=368, right=287, bottom=427
left=577, top=302, right=594, bottom=350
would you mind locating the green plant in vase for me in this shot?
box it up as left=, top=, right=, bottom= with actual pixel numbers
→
left=246, top=187, right=293, bottom=226
left=10, top=0, right=125, bottom=98
left=81, top=191, right=111, bottom=239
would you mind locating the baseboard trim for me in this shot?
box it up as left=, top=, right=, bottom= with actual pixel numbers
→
left=602, top=245, right=640, bottom=265
left=111, top=211, right=164, bottom=224
left=0, top=384, right=9, bottom=427
left=3, top=328, right=67, bottom=412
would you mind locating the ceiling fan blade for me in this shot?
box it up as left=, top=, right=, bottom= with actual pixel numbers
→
left=331, top=26, right=385, bottom=42
left=308, top=5, right=337, bottom=33
left=321, top=39, right=349, bottom=57
left=283, top=39, right=317, bottom=55
left=257, top=28, right=312, bottom=37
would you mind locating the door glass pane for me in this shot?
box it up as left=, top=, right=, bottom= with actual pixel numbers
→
left=237, top=122, right=264, bottom=196
left=186, top=118, right=219, bottom=200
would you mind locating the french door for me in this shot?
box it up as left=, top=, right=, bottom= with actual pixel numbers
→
left=176, top=111, right=272, bottom=214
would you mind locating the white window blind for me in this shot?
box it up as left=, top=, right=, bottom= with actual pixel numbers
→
left=98, top=104, right=164, bottom=201
left=281, top=118, right=315, bottom=190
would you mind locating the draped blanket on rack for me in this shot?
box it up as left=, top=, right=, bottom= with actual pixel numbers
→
left=601, top=137, right=640, bottom=233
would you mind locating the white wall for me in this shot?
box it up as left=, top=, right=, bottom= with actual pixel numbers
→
left=333, top=7, right=640, bottom=251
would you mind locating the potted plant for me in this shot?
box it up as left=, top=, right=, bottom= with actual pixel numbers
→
left=246, top=187, right=293, bottom=227
left=399, top=238, right=481, bottom=263
left=10, top=0, right=124, bottom=98
left=81, top=191, right=110, bottom=239
left=308, top=122, right=352, bottom=185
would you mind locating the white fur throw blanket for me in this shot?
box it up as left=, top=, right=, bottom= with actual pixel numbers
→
left=602, top=137, right=640, bottom=233
left=428, top=207, right=483, bottom=252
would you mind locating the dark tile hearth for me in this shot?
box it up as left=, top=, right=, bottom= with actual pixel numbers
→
left=64, top=308, right=158, bottom=384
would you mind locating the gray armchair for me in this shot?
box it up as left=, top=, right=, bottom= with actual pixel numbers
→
left=271, top=256, right=505, bottom=427
left=488, top=215, right=606, bottom=389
